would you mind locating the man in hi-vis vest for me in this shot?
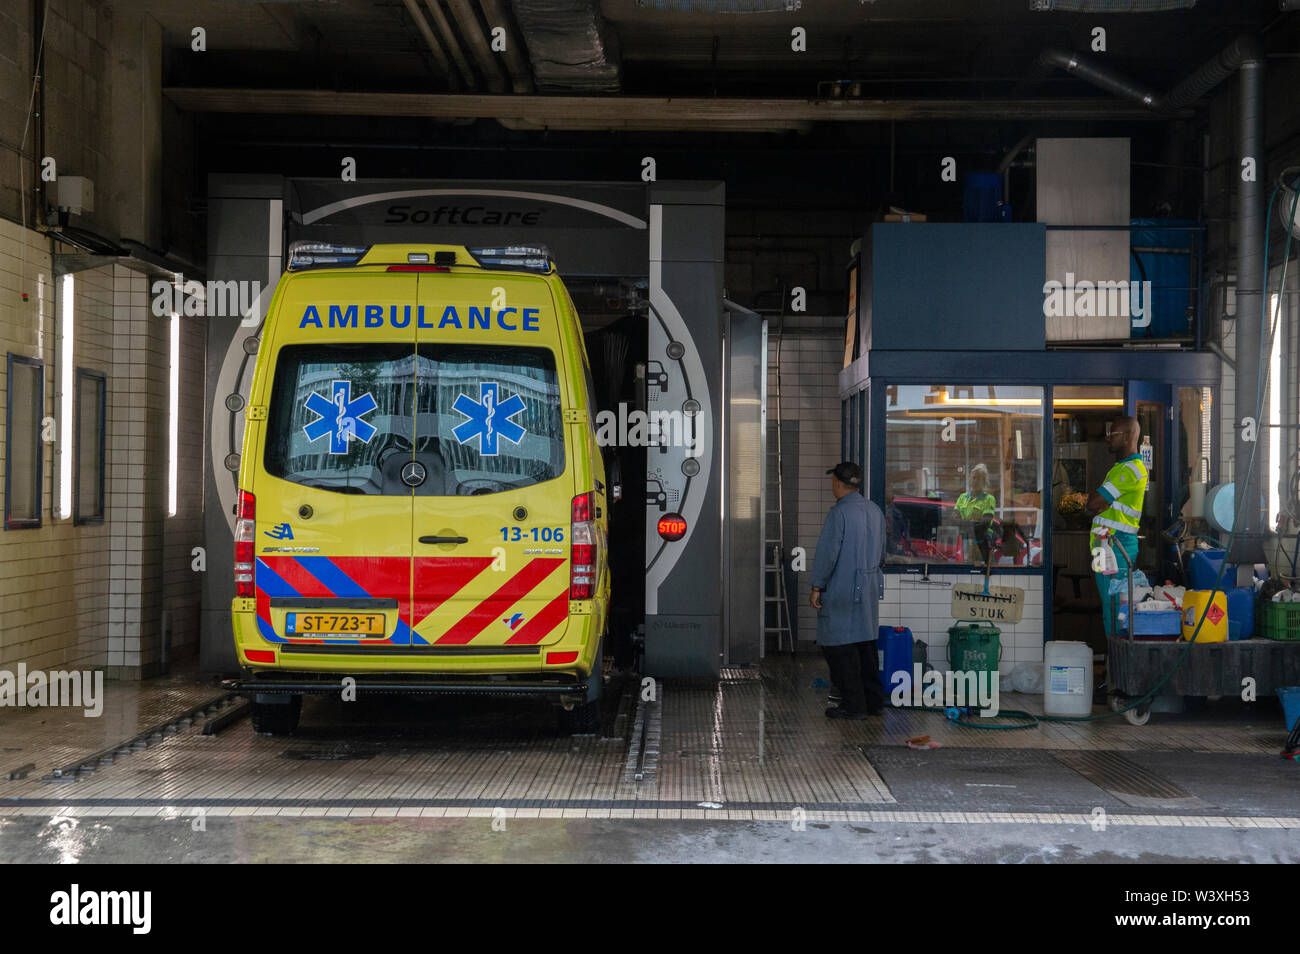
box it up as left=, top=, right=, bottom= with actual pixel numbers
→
left=1085, top=417, right=1148, bottom=636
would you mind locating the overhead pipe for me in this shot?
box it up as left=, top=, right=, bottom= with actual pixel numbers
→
left=446, top=0, right=509, bottom=93
left=1036, top=49, right=1162, bottom=109
left=1036, top=35, right=1268, bottom=563
left=1036, top=34, right=1265, bottom=115
left=400, top=0, right=452, bottom=80
left=423, top=0, right=478, bottom=89
left=476, top=0, right=534, bottom=93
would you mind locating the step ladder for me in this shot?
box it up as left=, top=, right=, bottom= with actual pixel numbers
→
left=764, top=303, right=794, bottom=658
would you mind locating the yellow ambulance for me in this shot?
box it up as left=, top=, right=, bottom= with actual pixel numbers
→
left=230, top=243, right=610, bottom=734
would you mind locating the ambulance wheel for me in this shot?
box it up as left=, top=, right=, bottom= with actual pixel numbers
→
left=557, top=699, right=600, bottom=735
left=251, top=694, right=302, bottom=735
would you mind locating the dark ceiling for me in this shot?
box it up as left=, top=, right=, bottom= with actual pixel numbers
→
left=132, top=0, right=1299, bottom=308
left=150, top=0, right=1289, bottom=99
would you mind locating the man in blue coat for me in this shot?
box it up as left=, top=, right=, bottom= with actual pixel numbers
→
left=810, top=462, right=887, bottom=719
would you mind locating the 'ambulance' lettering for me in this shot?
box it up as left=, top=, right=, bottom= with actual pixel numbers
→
left=297, top=304, right=544, bottom=332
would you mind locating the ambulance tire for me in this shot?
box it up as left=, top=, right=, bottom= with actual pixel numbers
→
left=251, top=694, right=302, bottom=735
left=557, top=699, right=600, bottom=735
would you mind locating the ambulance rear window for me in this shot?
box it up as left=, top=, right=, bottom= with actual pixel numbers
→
left=265, top=343, right=565, bottom=496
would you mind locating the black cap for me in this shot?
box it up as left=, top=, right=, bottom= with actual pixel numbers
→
left=826, top=461, right=863, bottom=487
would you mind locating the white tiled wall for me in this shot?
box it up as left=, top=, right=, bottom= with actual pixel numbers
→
left=879, top=572, right=1047, bottom=674
left=0, top=216, right=204, bottom=678
left=765, top=319, right=844, bottom=644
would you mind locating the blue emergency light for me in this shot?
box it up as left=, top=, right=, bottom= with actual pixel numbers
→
left=287, top=243, right=369, bottom=270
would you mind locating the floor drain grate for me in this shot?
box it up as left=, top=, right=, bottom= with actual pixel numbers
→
left=41, top=694, right=237, bottom=782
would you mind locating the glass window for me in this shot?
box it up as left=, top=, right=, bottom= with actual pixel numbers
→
left=5, top=354, right=44, bottom=529
left=74, top=368, right=105, bottom=525
left=884, top=384, right=1043, bottom=567
left=265, top=343, right=564, bottom=497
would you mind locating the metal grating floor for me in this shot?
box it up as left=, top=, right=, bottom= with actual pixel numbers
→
left=0, top=657, right=1296, bottom=826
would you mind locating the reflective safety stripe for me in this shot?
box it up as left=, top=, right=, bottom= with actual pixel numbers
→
left=1111, top=500, right=1141, bottom=518
left=1124, top=459, right=1146, bottom=480
left=1091, top=516, right=1133, bottom=533
left=1101, top=481, right=1120, bottom=499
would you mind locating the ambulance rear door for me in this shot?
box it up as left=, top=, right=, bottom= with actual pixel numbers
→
left=409, top=272, right=574, bottom=649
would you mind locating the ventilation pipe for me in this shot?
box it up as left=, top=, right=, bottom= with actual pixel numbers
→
left=400, top=0, right=452, bottom=80
left=1036, top=35, right=1268, bottom=565
left=1231, top=47, right=1266, bottom=570
left=477, top=0, right=534, bottom=93
left=447, top=0, right=509, bottom=93
left=423, top=0, right=479, bottom=89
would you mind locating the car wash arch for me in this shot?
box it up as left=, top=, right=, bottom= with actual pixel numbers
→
left=200, top=176, right=765, bottom=678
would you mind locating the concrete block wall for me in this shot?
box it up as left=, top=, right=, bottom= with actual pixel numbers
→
left=0, top=1, right=175, bottom=251
left=0, top=216, right=204, bottom=678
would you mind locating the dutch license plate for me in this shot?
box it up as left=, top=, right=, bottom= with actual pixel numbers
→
left=285, top=612, right=385, bottom=637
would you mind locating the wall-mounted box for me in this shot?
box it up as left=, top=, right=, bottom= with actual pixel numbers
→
left=855, top=222, right=1047, bottom=354
left=53, top=176, right=95, bottom=214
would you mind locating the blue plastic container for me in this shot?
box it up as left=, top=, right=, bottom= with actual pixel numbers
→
left=1117, top=608, right=1182, bottom=637
left=962, top=173, right=1003, bottom=223
left=1187, top=549, right=1228, bottom=590
left=1279, top=687, right=1300, bottom=732
left=877, top=626, right=914, bottom=696
left=1226, top=585, right=1255, bottom=640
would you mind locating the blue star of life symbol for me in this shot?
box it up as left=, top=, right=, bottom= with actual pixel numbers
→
left=303, top=380, right=378, bottom=454
left=452, top=382, right=526, bottom=456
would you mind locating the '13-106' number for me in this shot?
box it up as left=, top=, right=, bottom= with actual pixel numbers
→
left=499, top=526, right=564, bottom=542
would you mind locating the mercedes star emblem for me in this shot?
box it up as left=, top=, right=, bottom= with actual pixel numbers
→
left=401, top=460, right=427, bottom=487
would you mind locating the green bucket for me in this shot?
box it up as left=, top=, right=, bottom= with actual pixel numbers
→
left=947, top=622, right=1002, bottom=674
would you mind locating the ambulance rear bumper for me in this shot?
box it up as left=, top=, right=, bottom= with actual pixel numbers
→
left=224, top=671, right=589, bottom=701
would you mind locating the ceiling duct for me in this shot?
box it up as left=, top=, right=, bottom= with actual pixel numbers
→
left=509, top=0, right=621, bottom=92
left=1037, top=33, right=1263, bottom=114
left=1036, top=33, right=1267, bottom=562
left=627, top=1, right=803, bottom=9
left=1030, top=0, right=1197, bottom=10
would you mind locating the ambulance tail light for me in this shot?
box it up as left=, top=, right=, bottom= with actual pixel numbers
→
left=570, top=492, right=596, bottom=600
left=234, top=490, right=256, bottom=598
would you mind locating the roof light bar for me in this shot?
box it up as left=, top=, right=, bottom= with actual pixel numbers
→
left=287, top=243, right=370, bottom=270
left=467, top=245, right=553, bottom=273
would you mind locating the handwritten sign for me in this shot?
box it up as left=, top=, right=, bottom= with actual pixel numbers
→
left=951, top=584, right=1025, bottom=623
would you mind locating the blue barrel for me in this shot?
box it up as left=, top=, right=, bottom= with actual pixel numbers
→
left=878, top=626, right=914, bottom=697
left=1226, top=585, right=1255, bottom=640
left=962, top=172, right=1003, bottom=223
left=1187, top=549, right=1227, bottom=590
